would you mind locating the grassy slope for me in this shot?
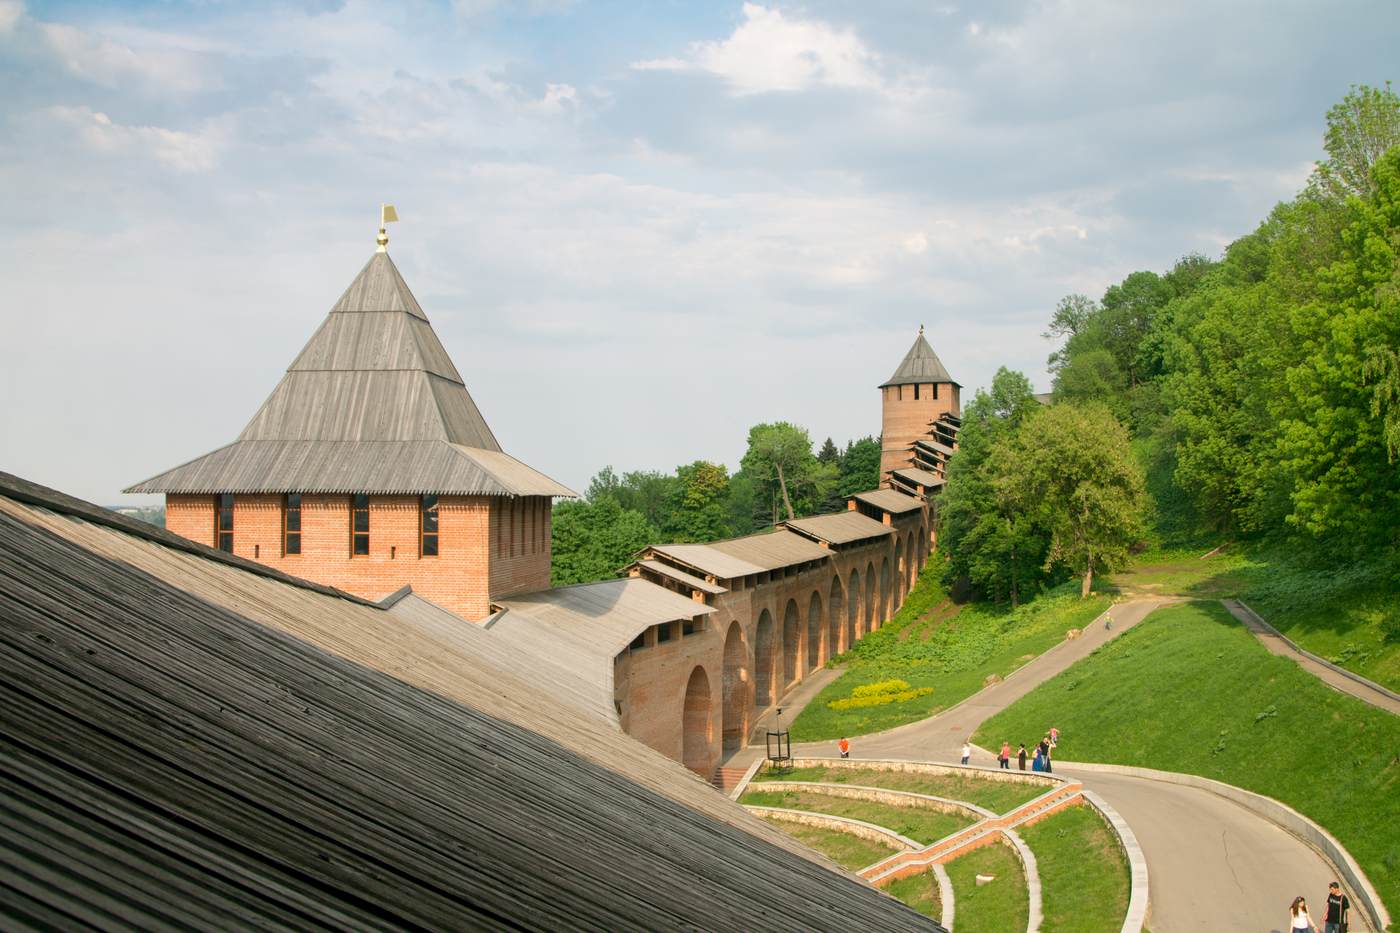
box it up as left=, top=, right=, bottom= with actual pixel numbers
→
left=739, top=789, right=972, bottom=845
left=754, top=815, right=898, bottom=872
left=751, top=764, right=1046, bottom=813
left=792, top=563, right=1109, bottom=742
left=1019, top=804, right=1129, bottom=933
left=1110, top=546, right=1400, bottom=692
left=945, top=841, right=1029, bottom=933
left=885, top=870, right=941, bottom=920
left=976, top=601, right=1400, bottom=917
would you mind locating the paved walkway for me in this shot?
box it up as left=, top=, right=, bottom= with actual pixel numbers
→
left=757, top=596, right=1373, bottom=933
left=1224, top=599, right=1400, bottom=716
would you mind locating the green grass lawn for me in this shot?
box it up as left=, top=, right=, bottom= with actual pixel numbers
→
left=752, top=764, right=1047, bottom=814
left=792, top=564, right=1109, bottom=742
left=1109, top=546, right=1400, bottom=692
left=753, top=814, right=900, bottom=872
left=739, top=789, right=973, bottom=845
left=976, top=601, right=1400, bottom=917
left=1019, top=804, right=1129, bottom=933
left=884, top=870, right=942, bottom=920
left=945, top=840, right=1029, bottom=933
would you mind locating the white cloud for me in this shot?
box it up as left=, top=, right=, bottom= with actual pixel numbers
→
left=903, top=232, right=929, bottom=254
left=39, top=21, right=216, bottom=95
left=48, top=106, right=222, bottom=172
left=0, top=0, right=23, bottom=34
left=529, top=82, right=578, bottom=114
left=632, top=3, right=888, bottom=96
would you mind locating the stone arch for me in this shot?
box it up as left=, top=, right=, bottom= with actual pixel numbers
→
left=846, top=569, right=859, bottom=648
left=894, top=538, right=906, bottom=611
left=828, top=576, right=844, bottom=658
left=919, top=522, right=929, bottom=568
left=782, top=599, right=801, bottom=689
left=722, top=622, right=749, bottom=752
left=681, top=665, right=713, bottom=775
left=806, top=591, right=823, bottom=672
left=754, top=609, right=776, bottom=707
left=906, top=531, right=917, bottom=591
left=864, top=562, right=877, bottom=634
left=879, top=558, right=892, bottom=627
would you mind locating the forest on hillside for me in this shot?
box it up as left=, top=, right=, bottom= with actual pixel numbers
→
left=942, top=83, right=1400, bottom=605
left=550, top=426, right=881, bottom=585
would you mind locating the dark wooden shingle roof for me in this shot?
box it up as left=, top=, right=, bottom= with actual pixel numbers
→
left=126, top=251, right=575, bottom=498
left=881, top=329, right=958, bottom=387
left=0, top=476, right=938, bottom=932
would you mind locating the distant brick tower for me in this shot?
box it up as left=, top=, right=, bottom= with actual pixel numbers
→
left=128, top=213, right=574, bottom=620
left=879, top=326, right=961, bottom=484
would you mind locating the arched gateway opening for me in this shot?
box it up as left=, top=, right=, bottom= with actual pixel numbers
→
left=754, top=609, right=776, bottom=707
left=846, top=569, right=860, bottom=648
left=828, top=576, right=843, bottom=657
left=879, top=558, right=891, bottom=627
left=722, top=622, right=749, bottom=752
left=864, top=563, right=876, bottom=634
left=682, top=666, right=713, bottom=775
left=782, top=599, right=801, bottom=689
left=894, top=539, right=906, bottom=610
left=806, top=591, right=823, bottom=672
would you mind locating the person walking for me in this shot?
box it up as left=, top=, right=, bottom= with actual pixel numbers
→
left=1038, top=736, right=1053, bottom=774
left=960, top=741, right=971, bottom=765
left=1290, top=895, right=1319, bottom=933
left=998, top=742, right=1011, bottom=769
left=1017, top=743, right=1028, bottom=771
left=1324, top=881, right=1350, bottom=933
left=1031, top=742, right=1044, bottom=772
left=838, top=737, right=850, bottom=760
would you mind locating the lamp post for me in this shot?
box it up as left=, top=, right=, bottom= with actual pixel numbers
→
left=766, top=706, right=791, bottom=774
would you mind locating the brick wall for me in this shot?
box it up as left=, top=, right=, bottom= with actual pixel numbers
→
left=880, top=382, right=960, bottom=480
left=164, top=491, right=525, bottom=621
left=622, top=507, right=934, bottom=775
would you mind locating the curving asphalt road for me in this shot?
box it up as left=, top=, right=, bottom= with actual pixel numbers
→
left=785, top=597, right=1374, bottom=933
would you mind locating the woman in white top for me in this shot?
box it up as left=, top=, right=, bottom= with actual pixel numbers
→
left=960, top=742, right=971, bottom=765
left=1289, top=895, right=1318, bottom=932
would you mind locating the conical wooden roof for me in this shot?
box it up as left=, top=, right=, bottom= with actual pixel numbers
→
left=128, top=251, right=574, bottom=498
left=880, top=328, right=957, bottom=387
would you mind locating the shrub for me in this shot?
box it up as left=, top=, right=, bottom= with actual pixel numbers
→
left=828, top=686, right=933, bottom=711
left=851, top=679, right=912, bottom=699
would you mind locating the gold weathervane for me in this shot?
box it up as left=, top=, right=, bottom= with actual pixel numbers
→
left=376, top=203, right=399, bottom=252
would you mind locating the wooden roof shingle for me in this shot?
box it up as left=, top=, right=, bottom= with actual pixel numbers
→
left=0, top=474, right=940, bottom=931
left=127, top=250, right=575, bottom=498
left=881, top=328, right=958, bottom=387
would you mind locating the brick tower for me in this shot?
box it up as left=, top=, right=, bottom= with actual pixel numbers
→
left=879, top=326, right=960, bottom=483
left=128, top=218, right=575, bottom=620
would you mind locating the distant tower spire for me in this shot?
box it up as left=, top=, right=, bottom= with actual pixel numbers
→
left=376, top=203, right=399, bottom=252
left=918, top=323, right=924, bottom=336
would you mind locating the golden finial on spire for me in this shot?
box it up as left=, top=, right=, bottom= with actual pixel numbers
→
left=376, top=203, right=399, bottom=252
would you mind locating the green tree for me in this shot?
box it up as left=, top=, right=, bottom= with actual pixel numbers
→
left=1309, top=82, right=1400, bottom=203
left=1012, top=404, right=1148, bottom=597
left=550, top=498, right=658, bottom=586
left=662, top=460, right=732, bottom=542
left=938, top=367, right=1045, bottom=602
left=741, top=422, right=815, bottom=521
left=817, top=437, right=840, bottom=464
left=838, top=437, right=881, bottom=498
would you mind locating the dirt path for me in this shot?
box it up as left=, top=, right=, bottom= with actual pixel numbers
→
left=1223, top=599, right=1400, bottom=716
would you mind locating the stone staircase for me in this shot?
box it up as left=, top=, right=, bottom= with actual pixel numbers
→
left=712, top=765, right=751, bottom=795
left=861, top=780, right=1084, bottom=885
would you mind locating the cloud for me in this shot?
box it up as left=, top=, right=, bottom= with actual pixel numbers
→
left=632, top=3, right=890, bottom=96
left=39, top=21, right=217, bottom=95
left=0, top=0, right=22, bottom=34
left=47, top=106, right=222, bottom=172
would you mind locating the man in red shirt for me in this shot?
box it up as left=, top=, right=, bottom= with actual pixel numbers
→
left=838, top=737, right=850, bottom=759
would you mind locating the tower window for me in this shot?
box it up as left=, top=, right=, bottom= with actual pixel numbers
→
left=897, top=385, right=903, bottom=401
left=284, top=494, right=302, bottom=555
left=914, top=383, right=920, bottom=400
left=420, top=494, right=439, bottom=557
left=216, top=494, right=234, bottom=553
left=933, top=383, right=939, bottom=400
left=351, top=494, right=369, bottom=556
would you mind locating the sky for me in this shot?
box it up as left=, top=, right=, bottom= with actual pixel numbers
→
left=1, top=0, right=1397, bottom=505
